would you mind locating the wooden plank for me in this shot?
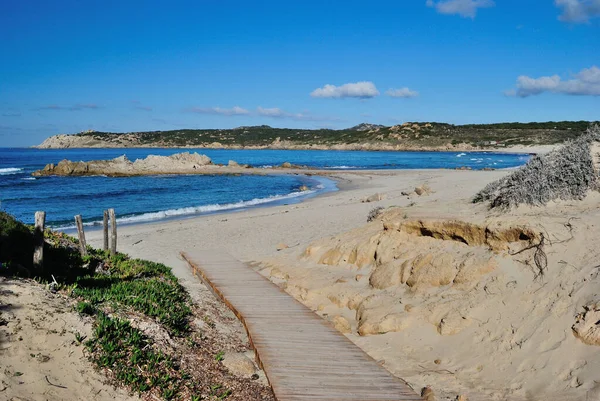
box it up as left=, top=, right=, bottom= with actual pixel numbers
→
left=108, top=208, right=117, bottom=256
left=103, top=210, right=109, bottom=251
left=181, top=250, right=421, bottom=401
left=74, top=214, right=87, bottom=256
left=33, top=211, right=46, bottom=270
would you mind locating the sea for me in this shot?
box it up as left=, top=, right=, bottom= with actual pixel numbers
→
left=0, top=148, right=530, bottom=229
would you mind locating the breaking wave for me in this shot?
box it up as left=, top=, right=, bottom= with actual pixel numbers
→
left=0, top=167, right=23, bottom=175
left=54, top=187, right=321, bottom=229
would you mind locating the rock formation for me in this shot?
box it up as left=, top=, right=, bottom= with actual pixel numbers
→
left=572, top=303, right=600, bottom=346
left=221, top=352, right=258, bottom=377
left=299, top=209, right=542, bottom=336
left=32, top=152, right=219, bottom=177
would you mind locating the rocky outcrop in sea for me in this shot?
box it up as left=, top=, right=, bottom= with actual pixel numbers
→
left=32, top=152, right=217, bottom=177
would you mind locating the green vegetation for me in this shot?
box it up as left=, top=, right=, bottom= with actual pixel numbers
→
left=0, top=212, right=246, bottom=400
left=85, top=313, right=207, bottom=400
left=0, top=211, right=34, bottom=270
left=72, top=254, right=191, bottom=335
left=69, top=121, right=600, bottom=149
left=215, top=351, right=225, bottom=362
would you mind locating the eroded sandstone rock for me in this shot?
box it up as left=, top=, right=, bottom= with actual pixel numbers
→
left=362, top=193, right=386, bottom=203
left=332, top=316, right=352, bottom=333
left=572, top=303, right=600, bottom=346
left=415, top=184, right=432, bottom=196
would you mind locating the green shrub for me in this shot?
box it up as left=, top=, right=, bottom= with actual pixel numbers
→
left=0, top=212, right=34, bottom=270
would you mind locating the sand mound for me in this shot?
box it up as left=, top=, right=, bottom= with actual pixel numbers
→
left=298, top=213, right=547, bottom=339
left=304, top=214, right=538, bottom=293
left=474, top=124, right=600, bottom=209
left=264, top=200, right=600, bottom=400
left=0, top=278, right=137, bottom=401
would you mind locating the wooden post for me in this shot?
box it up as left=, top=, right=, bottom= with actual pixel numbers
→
left=33, top=211, right=46, bottom=270
left=103, top=210, right=109, bottom=251
left=74, top=215, right=87, bottom=256
left=109, top=208, right=117, bottom=256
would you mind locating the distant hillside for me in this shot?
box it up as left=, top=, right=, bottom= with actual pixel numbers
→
left=36, top=121, right=598, bottom=150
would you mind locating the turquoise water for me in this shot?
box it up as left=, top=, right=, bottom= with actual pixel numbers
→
left=0, top=148, right=529, bottom=228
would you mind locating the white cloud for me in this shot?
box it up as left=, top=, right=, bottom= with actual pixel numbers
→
left=386, top=87, right=419, bottom=98
left=35, top=104, right=101, bottom=111
left=256, top=107, right=337, bottom=122
left=188, top=106, right=249, bottom=116
left=555, top=0, right=600, bottom=23
left=426, top=0, right=495, bottom=18
left=310, top=81, right=380, bottom=99
left=256, top=107, right=287, bottom=117
left=506, top=66, right=600, bottom=97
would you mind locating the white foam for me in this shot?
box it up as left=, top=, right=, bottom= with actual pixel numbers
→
left=326, top=165, right=359, bottom=169
left=22, top=177, right=36, bottom=181
left=58, top=188, right=318, bottom=229
left=0, top=168, right=23, bottom=175
left=456, top=153, right=467, bottom=157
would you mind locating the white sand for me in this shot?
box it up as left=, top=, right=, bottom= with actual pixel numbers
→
left=0, top=278, right=138, bottom=401
left=85, top=167, right=600, bottom=401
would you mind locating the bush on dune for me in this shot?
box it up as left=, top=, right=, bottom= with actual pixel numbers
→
left=474, top=124, right=600, bottom=209
left=0, top=212, right=90, bottom=278
left=0, top=212, right=34, bottom=270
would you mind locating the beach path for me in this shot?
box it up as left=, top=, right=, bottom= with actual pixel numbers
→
left=181, top=250, right=421, bottom=401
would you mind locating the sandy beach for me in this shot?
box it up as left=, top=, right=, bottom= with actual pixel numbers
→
left=82, top=161, right=600, bottom=401
left=85, top=169, right=509, bottom=293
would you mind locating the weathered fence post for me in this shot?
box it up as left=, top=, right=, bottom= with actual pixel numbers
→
left=109, top=208, right=117, bottom=256
left=33, top=211, right=46, bottom=270
left=103, top=210, right=109, bottom=251
left=74, top=215, right=87, bottom=256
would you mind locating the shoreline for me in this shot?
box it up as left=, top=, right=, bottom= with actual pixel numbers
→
left=58, top=167, right=496, bottom=232
left=59, top=173, right=341, bottom=232
left=26, top=144, right=554, bottom=155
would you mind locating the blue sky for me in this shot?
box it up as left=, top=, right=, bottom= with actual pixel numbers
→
left=1, top=0, right=599, bottom=146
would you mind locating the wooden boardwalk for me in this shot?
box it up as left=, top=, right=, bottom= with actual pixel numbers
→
left=181, top=250, right=421, bottom=401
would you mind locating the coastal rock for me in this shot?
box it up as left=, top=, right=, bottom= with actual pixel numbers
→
left=572, top=303, right=600, bottom=346
left=269, top=267, right=289, bottom=280
left=228, top=160, right=250, bottom=168
left=357, top=312, right=411, bottom=336
left=383, top=218, right=539, bottom=252
left=362, top=193, right=386, bottom=203
left=332, top=316, right=352, bottom=333
left=32, top=152, right=214, bottom=177
left=415, top=184, right=432, bottom=196
left=221, top=352, right=257, bottom=377
left=281, top=162, right=292, bottom=168
left=305, top=213, right=535, bottom=293
left=421, top=387, right=436, bottom=401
